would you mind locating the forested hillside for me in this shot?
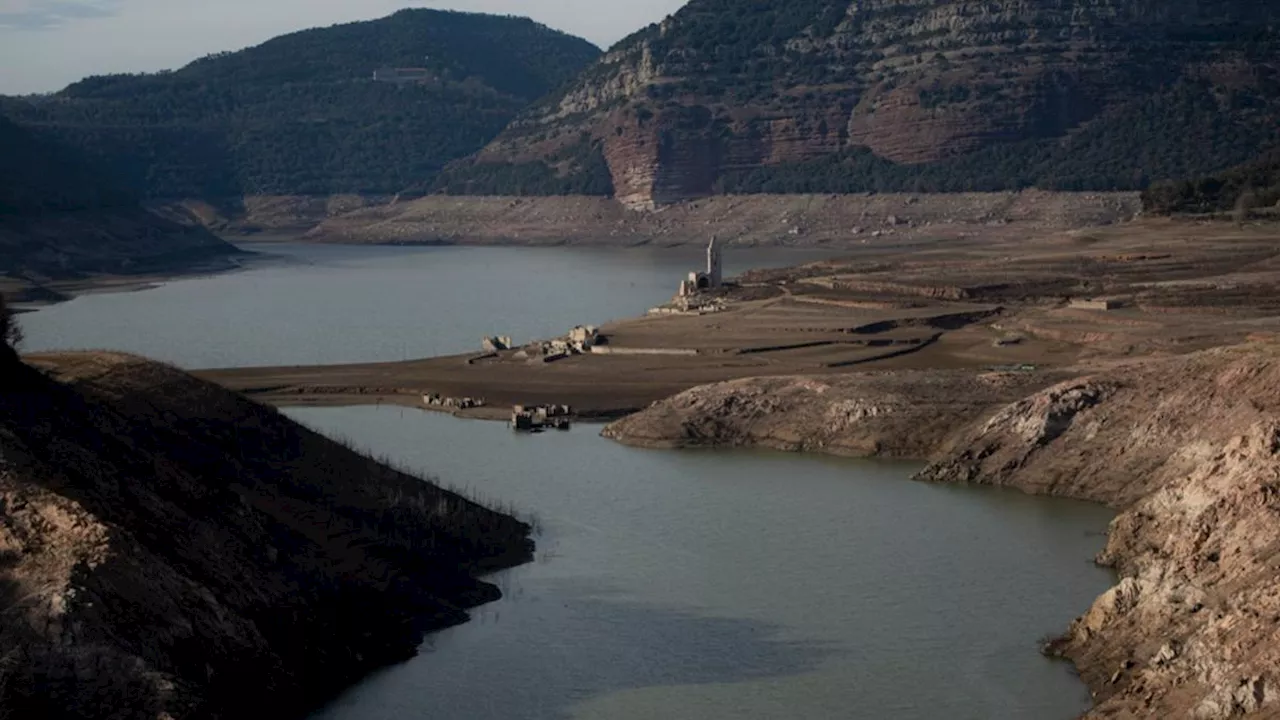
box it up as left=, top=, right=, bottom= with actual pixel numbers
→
left=1142, top=153, right=1280, bottom=215
left=0, top=116, right=134, bottom=214
left=0, top=10, right=600, bottom=198
left=0, top=116, right=235, bottom=277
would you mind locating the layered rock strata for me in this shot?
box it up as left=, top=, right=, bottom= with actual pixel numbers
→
left=454, top=0, right=1280, bottom=207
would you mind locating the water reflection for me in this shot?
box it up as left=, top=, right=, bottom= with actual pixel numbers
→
left=320, top=576, right=833, bottom=720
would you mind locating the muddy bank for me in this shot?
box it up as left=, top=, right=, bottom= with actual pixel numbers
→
left=604, top=343, right=1280, bottom=718
left=192, top=294, right=1056, bottom=419
left=0, top=351, right=532, bottom=718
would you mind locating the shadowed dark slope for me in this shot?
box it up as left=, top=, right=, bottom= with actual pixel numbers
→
left=0, top=349, right=532, bottom=718
left=0, top=116, right=237, bottom=279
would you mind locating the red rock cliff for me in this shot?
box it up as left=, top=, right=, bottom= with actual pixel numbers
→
left=446, top=0, right=1280, bottom=208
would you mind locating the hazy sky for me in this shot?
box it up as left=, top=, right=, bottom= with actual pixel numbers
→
left=0, top=0, right=687, bottom=94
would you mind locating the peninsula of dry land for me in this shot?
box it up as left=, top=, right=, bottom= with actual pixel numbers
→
left=197, top=215, right=1280, bottom=718
left=199, top=217, right=1280, bottom=418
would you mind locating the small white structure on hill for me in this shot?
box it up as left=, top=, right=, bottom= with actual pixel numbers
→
left=679, top=237, right=724, bottom=296
left=1069, top=298, right=1123, bottom=311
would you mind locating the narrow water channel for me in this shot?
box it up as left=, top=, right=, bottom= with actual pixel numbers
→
left=295, top=408, right=1113, bottom=720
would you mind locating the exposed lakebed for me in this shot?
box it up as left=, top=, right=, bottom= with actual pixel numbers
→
left=22, top=242, right=1115, bottom=719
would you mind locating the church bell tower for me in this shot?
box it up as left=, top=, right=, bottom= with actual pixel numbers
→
left=706, top=236, right=722, bottom=288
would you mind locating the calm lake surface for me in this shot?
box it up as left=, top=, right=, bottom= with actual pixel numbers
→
left=24, top=242, right=837, bottom=368
left=22, top=242, right=1115, bottom=719
left=299, top=409, right=1113, bottom=720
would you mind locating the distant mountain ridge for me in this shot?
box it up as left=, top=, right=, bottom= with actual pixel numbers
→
left=0, top=10, right=600, bottom=199
left=437, top=0, right=1280, bottom=208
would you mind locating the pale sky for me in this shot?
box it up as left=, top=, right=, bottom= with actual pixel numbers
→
left=0, top=0, right=687, bottom=94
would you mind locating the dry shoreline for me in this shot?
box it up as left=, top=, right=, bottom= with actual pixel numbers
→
left=193, top=291, right=1050, bottom=419
left=158, top=191, right=1142, bottom=247
left=191, top=217, right=1280, bottom=718
left=3, top=188, right=1141, bottom=306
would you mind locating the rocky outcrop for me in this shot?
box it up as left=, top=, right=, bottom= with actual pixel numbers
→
left=919, top=345, right=1280, bottom=718
left=602, top=369, right=1069, bottom=456
left=1056, top=424, right=1280, bottom=719
left=452, top=0, right=1280, bottom=207
left=919, top=348, right=1280, bottom=506
left=0, top=352, right=532, bottom=718
left=605, top=342, right=1280, bottom=717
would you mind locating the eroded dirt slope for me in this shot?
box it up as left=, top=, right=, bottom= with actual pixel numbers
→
left=921, top=345, right=1280, bottom=718
left=0, top=352, right=532, bottom=718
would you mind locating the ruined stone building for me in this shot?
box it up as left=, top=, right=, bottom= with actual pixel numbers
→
left=568, top=325, right=599, bottom=351
left=372, top=67, right=433, bottom=84
left=680, top=237, right=723, bottom=296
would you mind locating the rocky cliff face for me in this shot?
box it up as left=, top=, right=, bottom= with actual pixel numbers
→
left=921, top=345, right=1280, bottom=718
left=446, top=0, right=1280, bottom=208
left=0, top=352, right=532, bottom=718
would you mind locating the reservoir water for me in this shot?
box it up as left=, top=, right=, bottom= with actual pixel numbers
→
left=24, top=243, right=836, bottom=368
left=21, top=242, right=1116, bottom=719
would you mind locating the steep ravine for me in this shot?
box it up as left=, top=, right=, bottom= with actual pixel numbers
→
left=604, top=344, right=1280, bottom=718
